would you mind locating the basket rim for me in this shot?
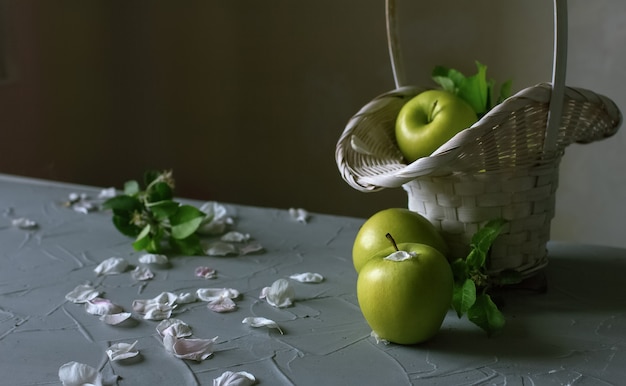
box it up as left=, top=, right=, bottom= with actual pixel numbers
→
left=336, top=83, right=622, bottom=192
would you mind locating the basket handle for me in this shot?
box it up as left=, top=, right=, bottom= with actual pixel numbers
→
left=384, top=0, right=568, bottom=155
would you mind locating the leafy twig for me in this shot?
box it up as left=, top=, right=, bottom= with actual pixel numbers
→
left=450, top=219, right=522, bottom=336
left=432, top=61, right=512, bottom=118
left=102, top=170, right=206, bottom=255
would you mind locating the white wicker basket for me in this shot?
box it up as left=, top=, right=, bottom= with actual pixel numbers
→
left=336, top=0, right=622, bottom=277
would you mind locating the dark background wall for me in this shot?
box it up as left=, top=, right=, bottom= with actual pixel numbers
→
left=1, top=0, right=625, bottom=248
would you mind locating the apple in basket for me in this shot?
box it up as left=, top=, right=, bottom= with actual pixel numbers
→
left=352, top=208, right=449, bottom=273
left=357, top=236, right=453, bottom=344
left=395, top=89, right=478, bottom=163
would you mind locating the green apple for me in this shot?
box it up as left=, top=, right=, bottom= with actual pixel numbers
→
left=357, top=240, right=453, bottom=344
left=352, top=208, right=448, bottom=273
left=395, top=89, right=477, bottom=163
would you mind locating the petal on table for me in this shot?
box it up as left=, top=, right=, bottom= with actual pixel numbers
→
left=94, top=257, right=128, bottom=276
left=100, top=312, right=132, bottom=325
left=213, top=370, right=257, bottom=386
left=65, top=284, right=100, bottom=304
left=289, top=272, right=324, bottom=283
left=288, top=207, right=309, bottom=223
left=58, top=361, right=102, bottom=386
left=242, top=316, right=284, bottom=335
left=171, top=336, right=218, bottom=361
left=195, top=266, right=217, bottom=279
left=131, top=266, right=154, bottom=281
left=207, top=296, right=237, bottom=313
left=156, top=318, right=193, bottom=338
left=138, top=253, right=169, bottom=265
left=85, top=297, right=123, bottom=316
left=220, top=231, right=251, bottom=243
left=204, top=241, right=238, bottom=256
left=196, top=288, right=240, bottom=302
left=260, top=278, right=294, bottom=308
left=106, top=341, right=139, bottom=362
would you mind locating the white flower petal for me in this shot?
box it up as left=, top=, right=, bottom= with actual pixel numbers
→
left=197, top=202, right=234, bottom=235
left=138, top=253, right=169, bottom=265
left=68, top=192, right=87, bottom=203
left=157, top=318, right=193, bottom=338
left=242, top=317, right=284, bottom=335
left=176, top=292, right=197, bottom=304
left=131, top=266, right=154, bottom=281
left=65, top=284, right=100, bottom=304
left=94, top=257, right=128, bottom=276
left=106, top=341, right=139, bottom=362
left=213, top=370, right=257, bottom=386
left=370, top=330, right=391, bottom=345
left=142, top=303, right=174, bottom=320
left=195, top=266, right=217, bottom=279
left=196, top=288, right=240, bottom=302
left=98, top=187, right=117, bottom=199
left=207, top=297, right=237, bottom=313
left=239, top=243, right=264, bottom=255
left=58, top=361, right=102, bottom=386
left=73, top=201, right=97, bottom=214
left=152, top=291, right=179, bottom=305
left=133, top=292, right=178, bottom=320
left=204, top=241, right=238, bottom=256
left=288, top=207, right=309, bottom=224
left=99, top=312, right=132, bottom=325
left=384, top=250, right=417, bottom=262
left=289, top=272, right=324, bottom=283
left=220, top=231, right=251, bottom=243
left=85, top=298, right=123, bottom=316
left=260, top=278, right=294, bottom=308
left=170, top=336, right=218, bottom=361
left=11, top=217, right=38, bottom=229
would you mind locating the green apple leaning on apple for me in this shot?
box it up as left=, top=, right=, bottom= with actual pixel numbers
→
left=357, top=240, right=453, bottom=344
left=395, top=89, right=477, bottom=163
left=352, top=208, right=448, bottom=273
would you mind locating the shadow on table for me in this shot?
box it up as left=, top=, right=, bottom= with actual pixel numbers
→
left=414, top=243, right=626, bottom=359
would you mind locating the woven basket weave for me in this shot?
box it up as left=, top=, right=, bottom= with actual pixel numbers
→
left=336, top=0, right=622, bottom=277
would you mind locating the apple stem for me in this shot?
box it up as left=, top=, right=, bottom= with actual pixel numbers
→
left=386, top=233, right=400, bottom=252
left=428, top=100, right=439, bottom=122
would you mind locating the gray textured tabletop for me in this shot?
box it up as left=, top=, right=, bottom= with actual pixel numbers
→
left=1, top=174, right=625, bottom=385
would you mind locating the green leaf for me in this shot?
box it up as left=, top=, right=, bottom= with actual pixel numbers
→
left=432, top=65, right=466, bottom=94
left=465, top=248, right=486, bottom=271
left=147, top=200, right=180, bottom=220
left=111, top=214, right=140, bottom=237
left=450, top=258, right=469, bottom=283
left=102, top=195, right=142, bottom=212
left=170, top=233, right=203, bottom=255
left=457, top=61, right=489, bottom=115
left=467, top=293, right=505, bottom=336
left=132, top=224, right=152, bottom=251
left=170, top=205, right=205, bottom=239
left=123, top=180, right=140, bottom=196
left=471, top=218, right=507, bottom=255
left=146, top=232, right=165, bottom=254
left=147, top=181, right=173, bottom=203
left=452, top=278, right=477, bottom=318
